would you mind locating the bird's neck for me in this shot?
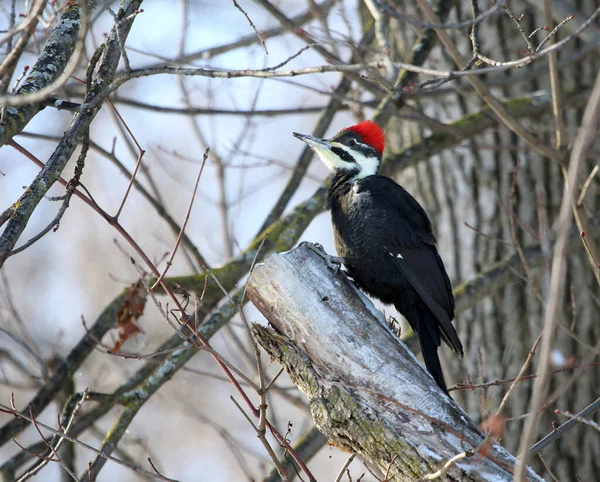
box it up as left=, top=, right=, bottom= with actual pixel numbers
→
left=325, top=170, right=358, bottom=210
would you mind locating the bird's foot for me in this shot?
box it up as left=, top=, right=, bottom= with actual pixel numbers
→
left=325, top=255, right=344, bottom=273
left=300, top=242, right=344, bottom=273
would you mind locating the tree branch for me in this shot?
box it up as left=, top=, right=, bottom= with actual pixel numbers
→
left=0, top=0, right=144, bottom=268
left=380, top=87, right=590, bottom=178
left=0, top=1, right=85, bottom=146
left=247, top=244, right=544, bottom=482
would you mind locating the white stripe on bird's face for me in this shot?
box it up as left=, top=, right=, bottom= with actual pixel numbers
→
left=335, top=144, right=380, bottom=179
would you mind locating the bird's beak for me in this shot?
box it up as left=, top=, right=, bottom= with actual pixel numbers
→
left=293, top=132, right=332, bottom=150
left=293, top=131, right=349, bottom=172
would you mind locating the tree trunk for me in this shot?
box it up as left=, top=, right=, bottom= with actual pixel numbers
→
left=386, top=1, right=600, bottom=480
left=247, top=244, right=545, bottom=482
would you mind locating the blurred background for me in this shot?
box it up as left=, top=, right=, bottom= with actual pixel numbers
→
left=1, top=0, right=599, bottom=480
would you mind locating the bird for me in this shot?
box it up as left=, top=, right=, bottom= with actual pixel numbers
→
left=293, top=120, right=463, bottom=394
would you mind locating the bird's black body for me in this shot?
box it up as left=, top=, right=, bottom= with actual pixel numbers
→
left=326, top=172, right=463, bottom=393
left=293, top=121, right=463, bottom=394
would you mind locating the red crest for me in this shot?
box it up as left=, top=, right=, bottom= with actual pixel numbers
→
left=343, top=120, right=385, bottom=155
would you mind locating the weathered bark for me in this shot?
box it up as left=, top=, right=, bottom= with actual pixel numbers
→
left=387, top=1, right=600, bottom=480
left=0, top=0, right=144, bottom=267
left=247, top=244, right=544, bottom=482
left=0, top=1, right=86, bottom=146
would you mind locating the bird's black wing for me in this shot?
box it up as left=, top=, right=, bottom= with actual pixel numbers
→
left=358, top=176, right=463, bottom=356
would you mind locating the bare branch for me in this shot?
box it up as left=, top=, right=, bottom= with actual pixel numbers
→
left=232, top=0, right=268, bottom=54
left=514, top=70, right=600, bottom=482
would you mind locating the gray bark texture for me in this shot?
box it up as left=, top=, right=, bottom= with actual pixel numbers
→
left=248, top=244, right=544, bottom=482
left=0, top=0, right=144, bottom=267
left=386, top=1, right=600, bottom=480
left=0, top=1, right=82, bottom=146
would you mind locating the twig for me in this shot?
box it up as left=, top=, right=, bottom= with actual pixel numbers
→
left=371, top=0, right=504, bottom=31
left=554, top=409, right=600, bottom=433
left=468, top=0, right=481, bottom=62
left=0, top=400, right=176, bottom=481
left=263, top=45, right=312, bottom=71
left=199, top=345, right=259, bottom=391
left=251, top=0, right=379, bottom=95
left=577, top=165, right=599, bottom=207
left=107, top=96, right=147, bottom=221
left=232, top=0, right=268, bottom=54
left=422, top=451, right=473, bottom=480
left=497, top=336, right=541, bottom=416
left=334, top=454, right=356, bottom=482
left=14, top=390, right=88, bottom=482
left=501, top=3, right=535, bottom=52
left=530, top=396, right=600, bottom=455
left=139, top=0, right=336, bottom=67
left=109, top=96, right=357, bottom=115
left=543, top=0, right=566, bottom=150
left=177, top=75, right=234, bottom=259
left=148, top=458, right=167, bottom=478
left=536, top=15, right=575, bottom=52
left=230, top=397, right=290, bottom=481
left=449, top=360, right=600, bottom=391
left=106, top=7, right=135, bottom=73
left=108, top=15, right=599, bottom=86
left=151, top=149, right=209, bottom=289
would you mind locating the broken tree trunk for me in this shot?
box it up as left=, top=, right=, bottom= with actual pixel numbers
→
left=247, top=243, right=544, bottom=482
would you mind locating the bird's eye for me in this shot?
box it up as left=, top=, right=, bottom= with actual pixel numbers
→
left=348, top=139, right=357, bottom=146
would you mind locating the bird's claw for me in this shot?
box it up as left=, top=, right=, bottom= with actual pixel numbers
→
left=300, top=242, right=344, bottom=273
left=300, top=241, right=328, bottom=251
left=324, top=255, right=344, bottom=273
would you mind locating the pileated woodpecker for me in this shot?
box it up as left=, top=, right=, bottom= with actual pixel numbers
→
left=293, top=121, right=463, bottom=394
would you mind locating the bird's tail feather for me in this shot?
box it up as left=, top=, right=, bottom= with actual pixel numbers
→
left=418, top=328, right=448, bottom=395
left=413, top=311, right=449, bottom=395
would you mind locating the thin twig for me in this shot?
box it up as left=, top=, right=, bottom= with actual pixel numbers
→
left=536, top=15, right=575, bottom=52
left=232, top=0, right=268, bottom=54
left=501, top=3, right=535, bottom=52
left=554, top=409, right=600, bottom=434
left=334, top=454, right=356, bottom=482
left=449, top=360, right=600, bottom=391
left=422, top=451, right=473, bottom=480
left=151, top=149, right=209, bottom=289
left=577, top=165, right=599, bottom=207
left=0, top=402, right=176, bottom=481
left=530, top=396, right=600, bottom=455
left=543, top=0, right=566, bottom=150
